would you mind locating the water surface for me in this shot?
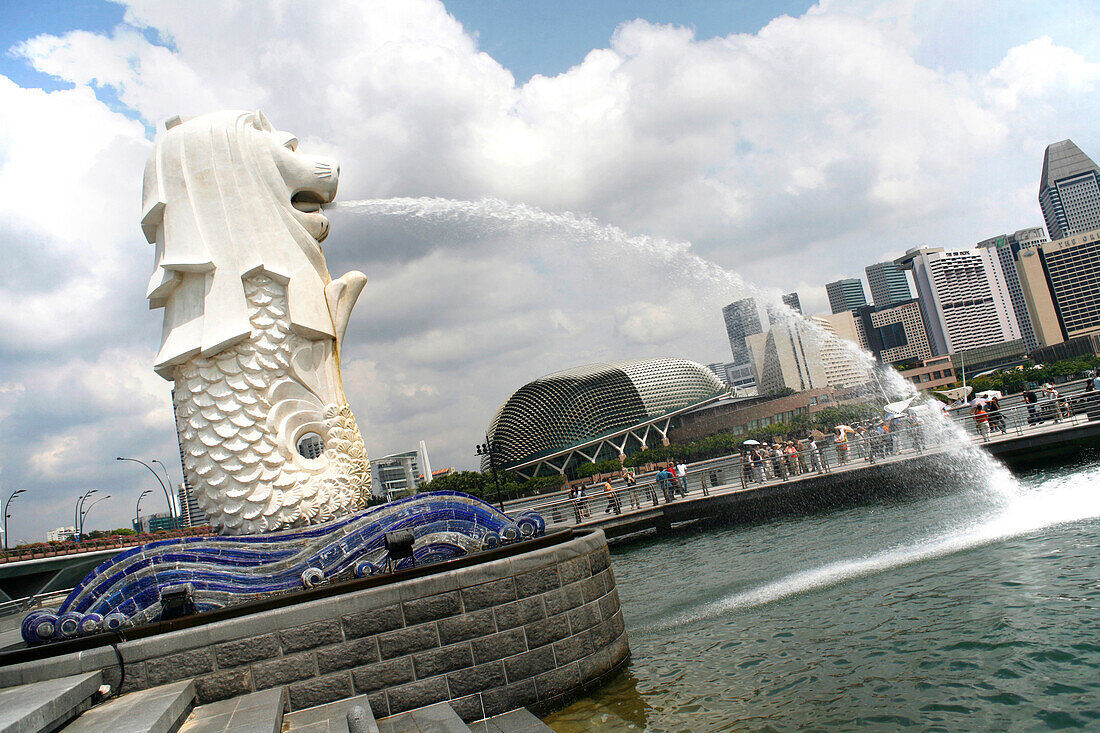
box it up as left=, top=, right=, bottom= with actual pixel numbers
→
left=545, top=458, right=1100, bottom=731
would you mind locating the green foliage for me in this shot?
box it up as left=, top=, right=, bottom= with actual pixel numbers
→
left=942, top=356, right=1099, bottom=395
left=575, top=458, right=622, bottom=478
left=423, top=470, right=565, bottom=502
left=423, top=471, right=490, bottom=499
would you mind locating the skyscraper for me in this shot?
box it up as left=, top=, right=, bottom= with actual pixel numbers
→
left=782, top=292, right=802, bottom=314
left=1039, top=140, right=1100, bottom=241
left=825, top=278, right=868, bottom=314
left=1035, top=227, right=1100, bottom=340
left=895, top=247, right=1021, bottom=355
left=722, top=298, right=764, bottom=363
left=976, top=227, right=1049, bottom=351
left=865, top=261, right=913, bottom=307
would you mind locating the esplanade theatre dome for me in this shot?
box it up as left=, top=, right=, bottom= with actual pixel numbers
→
left=487, top=358, right=727, bottom=469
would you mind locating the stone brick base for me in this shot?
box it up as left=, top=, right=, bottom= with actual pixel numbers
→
left=0, top=530, right=628, bottom=723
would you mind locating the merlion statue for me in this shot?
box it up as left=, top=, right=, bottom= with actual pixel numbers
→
left=140, top=110, right=371, bottom=534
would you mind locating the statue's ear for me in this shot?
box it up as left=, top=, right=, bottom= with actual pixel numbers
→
left=255, top=110, right=274, bottom=132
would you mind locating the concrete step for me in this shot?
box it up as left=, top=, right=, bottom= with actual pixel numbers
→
left=177, top=687, right=286, bottom=733
left=0, top=671, right=103, bottom=733
left=282, top=692, right=380, bottom=733
left=62, top=679, right=195, bottom=733
left=469, top=709, right=555, bottom=733
left=377, top=702, right=469, bottom=733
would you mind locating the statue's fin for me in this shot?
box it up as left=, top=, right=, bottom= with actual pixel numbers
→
left=325, top=271, right=367, bottom=349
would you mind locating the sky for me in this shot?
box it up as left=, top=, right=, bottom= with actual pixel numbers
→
left=2, top=0, right=1099, bottom=542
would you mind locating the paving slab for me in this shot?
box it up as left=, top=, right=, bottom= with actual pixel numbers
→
left=177, top=686, right=285, bottom=733
left=377, top=702, right=469, bottom=733
left=0, top=671, right=102, bottom=733
left=467, top=709, right=553, bottom=733
left=282, top=692, right=380, bottom=733
left=62, top=679, right=195, bottom=733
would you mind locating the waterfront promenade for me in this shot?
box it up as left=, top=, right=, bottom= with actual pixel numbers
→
left=508, top=398, right=1100, bottom=541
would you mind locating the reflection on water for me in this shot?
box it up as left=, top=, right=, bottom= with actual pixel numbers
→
left=544, top=461, right=1100, bottom=732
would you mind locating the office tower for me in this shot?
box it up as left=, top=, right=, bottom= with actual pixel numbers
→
left=852, top=300, right=933, bottom=365
left=1039, top=140, right=1100, bottom=241
left=895, top=247, right=1021, bottom=355
left=1035, top=228, right=1100, bottom=339
left=825, top=278, right=868, bottom=314
left=782, top=292, right=802, bottom=314
left=1015, top=247, right=1064, bottom=347
left=865, top=261, right=913, bottom=307
left=722, top=298, right=764, bottom=363
left=976, top=227, right=1050, bottom=351
left=177, top=483, right=208, bottom=527
left=706, top=361, right=756, bottom=391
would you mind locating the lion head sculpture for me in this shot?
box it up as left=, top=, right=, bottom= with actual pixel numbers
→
left=141, top=110, right=341, bottom=378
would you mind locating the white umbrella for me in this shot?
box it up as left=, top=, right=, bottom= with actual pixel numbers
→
left=884, top=397, right=915, bottom=417
left=935, top=386, right=973, bottom=403
left=742, top=439, right=762, bottom=446
left=833, top=425, right=856, bottom=433
left=975, top=390, right=1003, bottom=400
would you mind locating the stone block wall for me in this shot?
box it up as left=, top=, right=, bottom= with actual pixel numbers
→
left=0, top=530, right=628, bottom=722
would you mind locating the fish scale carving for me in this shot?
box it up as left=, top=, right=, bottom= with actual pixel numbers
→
left=173, top=274, right=370, bottom=534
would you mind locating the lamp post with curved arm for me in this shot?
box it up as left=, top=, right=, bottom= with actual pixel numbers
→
left=116, top=456, right=176, bottom=528
left=151, top=459, right=182, bottom=526
left=75, top=489, right=98, bottom=542
left=80, top=495, right=111, bottom=538
left=3, top=488, right=27, bottom=552
left=135, top=489, right=153, bottom=531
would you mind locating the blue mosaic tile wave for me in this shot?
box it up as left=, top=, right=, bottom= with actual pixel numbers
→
left=22, top=491, right=544, bottom=645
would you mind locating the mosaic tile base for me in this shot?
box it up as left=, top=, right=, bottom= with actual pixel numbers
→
left=22, top=491, right=544, bottom=645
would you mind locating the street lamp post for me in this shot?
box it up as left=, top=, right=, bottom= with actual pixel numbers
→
left=135, top=489, right=153, bottom=531
left=117, top=456, right=176, bottom=528
left=3, top=489, right=27, bottom=552
left=474, top=436, right=506, bottom=512
left=75, top=489, right=98, bottom=542
left=80, top=495, right=111, bottom=539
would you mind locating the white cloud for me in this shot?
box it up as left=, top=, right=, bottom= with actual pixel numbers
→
left=2, top=0, right=1100, bottom=539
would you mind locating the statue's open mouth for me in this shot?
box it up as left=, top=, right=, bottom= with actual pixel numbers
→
left=291, top=189, right=327, bottom=213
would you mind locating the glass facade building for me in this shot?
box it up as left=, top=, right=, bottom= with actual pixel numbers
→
left=825, top=278, right=868, bottom=314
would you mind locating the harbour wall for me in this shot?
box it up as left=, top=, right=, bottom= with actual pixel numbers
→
left=0, top=530, right=628, bottom=722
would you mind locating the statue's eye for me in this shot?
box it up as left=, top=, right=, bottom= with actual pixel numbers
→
left=283, top=136, right=299, bottom=152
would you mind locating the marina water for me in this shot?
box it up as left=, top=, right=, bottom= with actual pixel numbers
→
left=546, top=456, right=1100, bottom=731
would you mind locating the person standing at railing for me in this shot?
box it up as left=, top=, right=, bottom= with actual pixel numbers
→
left=808, top=437, right=824, bottom=473
left=623, top=468, right=640, bottom=509
left=1023, top=387, right=1039, bottom=425
left=972, top=403, right=990, bottom=439
left=569, top=485, right=583, bottom=523
left=834, top=427, right=849, bottom=465
left=675, top=461, right=689, bottom=496
left=602, top=480, right=621, bottom=515
left=987, top=396, right=1007, bottom=434
left=656, top=465, right=674, bottom=502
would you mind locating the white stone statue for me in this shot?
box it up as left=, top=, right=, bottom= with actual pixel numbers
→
left=141, top=110, right=371, bottom=534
